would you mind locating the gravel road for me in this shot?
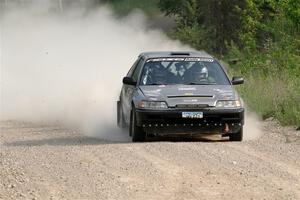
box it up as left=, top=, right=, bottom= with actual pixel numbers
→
left=1, top=120, right=299, bottom=200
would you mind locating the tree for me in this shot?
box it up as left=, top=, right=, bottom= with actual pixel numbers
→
left=159, top=0, right=247, bottom=55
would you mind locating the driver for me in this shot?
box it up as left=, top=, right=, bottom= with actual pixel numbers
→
left=194, top=66, right=208, bottom=83
left=188, top=63, right=209, bottom=84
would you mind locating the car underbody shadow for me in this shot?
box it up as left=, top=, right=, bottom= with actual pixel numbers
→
left=145, top=134, right=229, bottom=143
left=4, top=133, right=231, bottom=147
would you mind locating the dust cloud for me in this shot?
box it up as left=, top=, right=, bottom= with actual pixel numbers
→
left=244, top=111, right=262, bottom=140
left=0, top=2, right=188, bottom=141
left=0, top=1, right=262, bottom=141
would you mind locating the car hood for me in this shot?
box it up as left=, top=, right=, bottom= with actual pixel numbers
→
left=139, top=85, right=239, bottom=108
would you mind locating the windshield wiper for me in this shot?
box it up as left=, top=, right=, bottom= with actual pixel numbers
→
left=186, top=82, right=216, bottom=85
left=147, top=83, right=165, bottom=85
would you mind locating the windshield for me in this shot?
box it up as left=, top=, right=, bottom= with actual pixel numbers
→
left=139, top=58, right=230, bottom=85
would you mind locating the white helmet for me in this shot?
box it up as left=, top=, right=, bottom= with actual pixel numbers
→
left=200, top=66, right=208, bottom=79
left=193, top=66, right=208, bottom=81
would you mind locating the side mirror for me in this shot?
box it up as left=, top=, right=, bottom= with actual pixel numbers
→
left=232, top=76, right=244, bottom=85
left=123, top=77, right=137, bottom=86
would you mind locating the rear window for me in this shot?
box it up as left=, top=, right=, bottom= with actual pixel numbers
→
left=139, top=58, right=230, bottom=85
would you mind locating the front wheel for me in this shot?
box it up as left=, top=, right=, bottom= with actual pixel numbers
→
left=117, top=101, right=126, bottom=129
left=130, top=107, right=146, bottom=142
left=229, top=127, right=243, bottom=141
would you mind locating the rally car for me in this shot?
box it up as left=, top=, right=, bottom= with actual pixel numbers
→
left=117, top=51, right=245, bottom=142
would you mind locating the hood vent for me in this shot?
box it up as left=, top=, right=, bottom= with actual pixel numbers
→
left=170, top=52, right=190, bottom=56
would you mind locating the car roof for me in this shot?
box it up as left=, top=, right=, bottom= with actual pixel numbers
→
left=139, top=51, right=214, bottom=60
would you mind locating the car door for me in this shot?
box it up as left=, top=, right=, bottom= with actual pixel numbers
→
left=121, top=57, right=144, bottom=124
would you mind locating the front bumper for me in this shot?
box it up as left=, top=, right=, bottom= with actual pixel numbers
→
left=135, top=108, right=244, bottom=135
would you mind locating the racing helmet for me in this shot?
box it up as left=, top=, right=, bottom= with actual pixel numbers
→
left=192, top=65, right=208, bottom=82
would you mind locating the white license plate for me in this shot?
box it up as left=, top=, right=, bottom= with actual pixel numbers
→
left=182, top=112, right=203, bottom=119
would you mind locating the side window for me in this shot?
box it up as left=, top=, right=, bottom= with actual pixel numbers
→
left=132, top=58, right=144, bottom=82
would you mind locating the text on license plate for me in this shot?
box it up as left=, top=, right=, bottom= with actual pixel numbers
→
left=182, top=112, right=203, bottom=119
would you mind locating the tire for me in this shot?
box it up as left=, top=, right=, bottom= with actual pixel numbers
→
left=229, top=127, right=243, bottom=141
left=130, top=107, right=146, bottom=142
left=117, top=101, right=126, bottom=129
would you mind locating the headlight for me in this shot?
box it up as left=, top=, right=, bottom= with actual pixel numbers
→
left=138, top=101, right=168, bottom=109
left=215, top=100, right=241, bottom=108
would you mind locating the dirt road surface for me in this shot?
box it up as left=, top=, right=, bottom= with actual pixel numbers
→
left=1, top=120, right=299, bottom=200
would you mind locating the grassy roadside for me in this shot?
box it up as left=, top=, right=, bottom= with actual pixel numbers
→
left=230, top=71, right=300, bottom=126
left=226, top=46, right=300, bottom=126
left=239, top=75, right=300, bottom=125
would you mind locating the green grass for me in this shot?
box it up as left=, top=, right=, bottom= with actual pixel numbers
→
left=226, top=44, right=300, bottom=126
left=236, top=74, right=300, bottom=125
left=105, top=0, right=160, bottom=17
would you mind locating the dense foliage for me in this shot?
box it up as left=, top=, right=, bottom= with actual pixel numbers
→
left=159, top=0, right=300, bottom=126
left=159, top=0, right=300, bottom=54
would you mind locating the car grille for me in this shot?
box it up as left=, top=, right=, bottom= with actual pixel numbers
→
left=175, top=104, right=209, bottom=109
left=167, top=95, right=214, bottom=98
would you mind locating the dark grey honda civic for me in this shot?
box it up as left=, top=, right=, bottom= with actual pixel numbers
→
left=117, top=51, right=245, bottom=142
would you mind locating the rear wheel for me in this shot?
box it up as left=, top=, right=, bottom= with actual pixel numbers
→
left=130, top=107, right=146, bottom=142
left=229, top=127, right=243, bottom=141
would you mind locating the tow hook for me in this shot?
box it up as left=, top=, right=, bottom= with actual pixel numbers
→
left=224, top=123, right=230, bottom=133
